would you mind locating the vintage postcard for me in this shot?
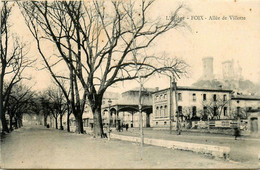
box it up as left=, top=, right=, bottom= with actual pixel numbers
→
left=1, top=0, right=260, bottom=169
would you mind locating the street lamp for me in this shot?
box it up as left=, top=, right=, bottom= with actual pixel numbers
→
left=108, top=99, right=112, bottom=140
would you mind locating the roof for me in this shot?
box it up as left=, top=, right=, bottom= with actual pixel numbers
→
left=122, top=87, right=156, bottom=93
left=231, top=95, right=260, bottom=101
left=103, top=91, right=120, bottom=99
left=152, top=86, right=233, bottom=94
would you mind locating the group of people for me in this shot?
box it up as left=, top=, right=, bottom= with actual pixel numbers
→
left=117, top=123, right=129, bottom=132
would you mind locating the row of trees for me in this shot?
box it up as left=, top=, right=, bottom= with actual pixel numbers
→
left=1, top=1, right=188, bottom=137
left=182, top=99, right=248, bottom=122
left=0, top=2, right=71, bottom=133
left=16, top=0, right=188, bottom=137
left=1, top=2, right=35, bottom=133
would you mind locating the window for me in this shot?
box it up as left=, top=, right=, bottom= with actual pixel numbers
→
left=214, top=107, right=217, bottom=116
left=192, top=93, right=196, bottom=102
left=237, top=100, right=240, bottom=104
left=203, top=106, right=207, bottom=114
left=178, top=93, right=182, bottom=101
left=237, top=107, right=240, bottom=114
left=223, top=107, right=227, bottom=116
left=164, top=94, right=167, bottom=99
left=178, top=106, right=182, bottom=115
left=223, top=95, right=227, bottom=101
left=164, top=121, right=167, bottom=125
left=156, top=107, right=159, bottom=117
left=164, top=105, right=168, bottom=117
left=160, top=106, right=164, bottom=117
left=156, top=122, right=158, bottom=125
left=192, top=106, right=197, bottom=117
left=213, top=94, right=217, bottom=101
left=203, top=94, right=207, bottom=101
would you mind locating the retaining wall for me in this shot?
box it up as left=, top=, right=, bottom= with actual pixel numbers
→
left=110, top=133, right=230, bottom=159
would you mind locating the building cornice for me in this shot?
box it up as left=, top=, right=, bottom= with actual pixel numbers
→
left=152, top=86, right=233, bottom=94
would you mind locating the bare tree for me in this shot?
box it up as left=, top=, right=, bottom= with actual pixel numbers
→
left=200, top=95, right=230, bottom=130
left=20, top=1, right=188, bottom=136
left=46, top=86, right=67, bottom=130
left=202, top=97, right=230, bottom=120
left=6, top=83, right=34, bottom=130
left=1, top=2, right=33, bottom=134
left=229, top=107, right=247, bottom=120
left=19, top=1, right=86, bottom=133
left=26, top=93, right=43, bottom=125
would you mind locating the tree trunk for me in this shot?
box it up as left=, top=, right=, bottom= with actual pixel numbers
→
left=9, top=115, right=13, bottom=131
left=93, top=106, right=104, bottom=137
left=1, top=113, right=9, bottom=133
left=44, top=115, right=47, bottom=126
left=20, top=117, right=23, bottom=127
left=74, top=113, right=83, bottom=134
left=67, top=113, right=70, bottom=132
left=59, top=114, right=63, bottom=130
left=55, top=116, right=58, bottom=129
left=17, top=118, right=22, bottom=128
left=1, top=69, right=9, bottom=133
left=14, top=117, right=18, bottom=129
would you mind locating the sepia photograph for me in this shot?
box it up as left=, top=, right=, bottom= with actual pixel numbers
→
left=1, top=0, right=260, bottom=169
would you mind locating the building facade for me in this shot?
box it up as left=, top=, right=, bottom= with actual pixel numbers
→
left=152, top=86, right=233, bottom=127
left=101, top=88, right=154, bottom=128
left=230, top=95, right=260, bottom=119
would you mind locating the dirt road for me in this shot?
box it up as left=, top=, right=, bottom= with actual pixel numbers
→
left=0, top=125, right=250, bottom=169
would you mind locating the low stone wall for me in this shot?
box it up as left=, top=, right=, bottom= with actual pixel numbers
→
left=110, top=134, right=230, bottom=159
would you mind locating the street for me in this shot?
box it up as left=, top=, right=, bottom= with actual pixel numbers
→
left=0, top=125, right=251, bottom=169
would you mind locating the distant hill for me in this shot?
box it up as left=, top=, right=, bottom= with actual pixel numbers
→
left=192, top=79, right=260, bottom=95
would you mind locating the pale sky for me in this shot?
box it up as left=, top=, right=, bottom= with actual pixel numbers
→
left=8, top=0, right=260, bottom=92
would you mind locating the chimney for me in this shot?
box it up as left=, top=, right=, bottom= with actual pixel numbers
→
left=155, top=87, right=159, bottom=91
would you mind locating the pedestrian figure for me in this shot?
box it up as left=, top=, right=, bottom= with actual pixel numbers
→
left=126, top=124, right=129, bottom=131
left=234, top=127, right=240, bottom=140
left=120, top=124, right=123, bottom=132
left=117, top=124, right=121, bottom=132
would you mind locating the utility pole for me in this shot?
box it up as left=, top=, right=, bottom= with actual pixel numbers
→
left=132, top=38, right=144, bottom=160
left=108, top=99, right=112, bottom=140
left=169, top=76, right=173, bottom=134
left=173, top=78, right=181, bottom=135
left=138, top=83, right=144, bottom=147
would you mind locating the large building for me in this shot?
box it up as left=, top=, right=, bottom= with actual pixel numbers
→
left=52, top=84, right=260, bottom=131
left=152, top=86, right=233, bottom=127
left=231, top=94, right=260, bottom=118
